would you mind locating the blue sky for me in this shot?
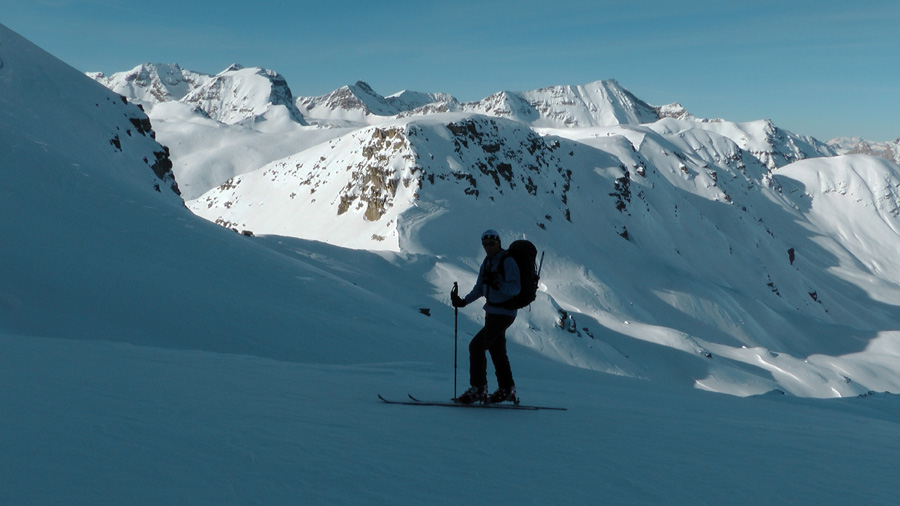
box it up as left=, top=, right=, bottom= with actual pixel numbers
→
left=3, top=0, right=898, bottom=141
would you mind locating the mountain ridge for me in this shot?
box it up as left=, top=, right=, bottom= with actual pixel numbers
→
left=89, top=63, right=700, bottom=131
left=91, top=61, right=851, bottom=203
left=828, top=136, right=900, bottom=164
left=90, top=61, right=895, bottom=159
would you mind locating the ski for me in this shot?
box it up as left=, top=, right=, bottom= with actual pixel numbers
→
left=377, top=394, right=566, bottom=411
left=412, top=393, right=567, bottom=411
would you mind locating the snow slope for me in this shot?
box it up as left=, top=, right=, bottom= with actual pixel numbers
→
left=3, top=23, right=900, bottom=505
left=145, top=101, right=348, bottom=199
left=5, top=333, right=900, bottom=505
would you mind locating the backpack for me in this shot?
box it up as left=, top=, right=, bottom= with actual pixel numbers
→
left=493, top=239, right=542, bottom=310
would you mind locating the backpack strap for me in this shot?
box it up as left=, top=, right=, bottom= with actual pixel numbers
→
left=496, top=250, right=508, bottom=280
left=481, top=250, right=508, bottom=279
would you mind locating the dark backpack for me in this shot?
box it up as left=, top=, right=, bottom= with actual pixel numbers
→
left=493, top=240, right=542, bottom=310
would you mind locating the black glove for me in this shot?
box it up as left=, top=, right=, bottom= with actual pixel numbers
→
left=451, top=292, right=467, bottom=308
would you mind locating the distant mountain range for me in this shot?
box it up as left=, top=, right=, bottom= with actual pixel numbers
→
left=89, top=62, right=880, bottom=206
left=827, top=136, right=900, bottom=162
left=90, top=63, right=683, bottom=128
left=90, top=63, right=898, bottom=164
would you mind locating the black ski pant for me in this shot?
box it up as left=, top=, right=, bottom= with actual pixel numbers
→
left=469, top=313, right=516, bottom=390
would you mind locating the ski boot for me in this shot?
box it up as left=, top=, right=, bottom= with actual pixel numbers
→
left=489, top=385, right=517, bottom=404
left=454, top=385, right=488, bottom=404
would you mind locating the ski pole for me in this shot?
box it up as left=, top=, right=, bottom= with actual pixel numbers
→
left=452, top=282, right=459, bottom=399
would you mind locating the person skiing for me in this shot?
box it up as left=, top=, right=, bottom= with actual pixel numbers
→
left=450, top=229, right=521, bottom=404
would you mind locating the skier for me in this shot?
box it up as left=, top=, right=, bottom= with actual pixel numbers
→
left=451, top=229, right=521, bottom=404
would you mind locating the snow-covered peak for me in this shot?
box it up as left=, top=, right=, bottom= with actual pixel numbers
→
left=181, top=64, right=306, bottom=125
left=92, top=63, right=705, bottom=133
left=656, top=102, right=697, bottom=121
left=89, top=62, right=306, bottom=125
left=88, top=62, right=211, bottom=109
left=296, top=81, right=383, bottom=125
left=523, top=79, right=661, bottom=127
left=663, top=118, right=837, bottom=169
left=296, top=78, right=671, bottom=129
left=296, top=80, right=460, bottom=126
left=449, top=79, right=676, bottom=129
left=188, top=114, right=579, bottom=251
left=828, top=136, right=900, bottom=164
left=462, top=90, right=540, bottom=123
left=387, top=89, right=458, bottom=111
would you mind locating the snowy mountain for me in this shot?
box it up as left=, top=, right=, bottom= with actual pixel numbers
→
left=189, top=114, right=577, bottom=249
left=828, top=136, right=900, bottom=164
left=297, top=78, right=686, bottom=129
left=90, top=62, right=306, bottom=125
left=88, top=62, right=210, bottom=106
left=461, top=80, right=661, bottom=128
left=94, top=63, right=838, bottom=203
left=297, top=80, right=457, bottom=125
left=4, top=22, right=900, bottom=505
left=182, top=64, right=307, bottom=125
left=89, top=63, right=328, bottom=199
